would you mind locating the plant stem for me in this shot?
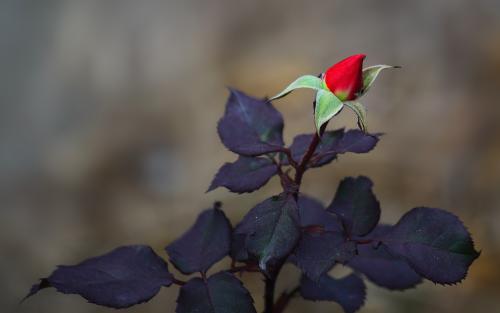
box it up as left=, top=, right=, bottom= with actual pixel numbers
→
left=279, top=147, right=299, bottom=169
left=264, top=110, right=329, bottom=312
left=264, top=275, right=277, bottom=313
left=273, top=286, right=300, bottom=313
left=172, top=278, right=186, bottom=286
left=228, top=263, right=260, bottom=274
left=294, top=123, right=327, bottom=188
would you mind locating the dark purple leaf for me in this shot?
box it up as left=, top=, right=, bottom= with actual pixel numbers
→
left=381, top=207, right=480, bottom=284
left=348, top=225, right=422, bottom=290
left=26, top=245, right=173, bottom=308
left=327, top=176, right=380, bottom=236
left=356, top=223, right=392, bottom=238
left=289, top=232, right=356, bottom=281
left=349, top=243, right=422, bottom=290
left=230, top=232, right=250, bottom=262
left=166, top=205, right=232, bottom=274
left=25, top=278, right=51, bottom=299
left=217, top=89, right=284, bottom=156
left=235, top=194, right=300, bottom=273
left=287, top=129, right=379, bottom=167
left=335, top=129, right=380, bottom=153
left=287, top=129, right=343, bottom=166
left=176, top=271, right=256, bottom=313
left=298, top=195, right=342, bottom=232
left=208, top=156, right=278, bottom=193
left=300, top=273, right=366, bottom=313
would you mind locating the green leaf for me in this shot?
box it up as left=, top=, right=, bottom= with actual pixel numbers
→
left=344, top=101, right=368, bottom=132
left=314, top=89, right=343, bottom=133
left=270, top=75, right=324, bottom=100
left=359, top=65, right=399, bottom=96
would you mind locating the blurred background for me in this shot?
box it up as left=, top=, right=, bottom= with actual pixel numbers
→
left=2, top=0, right=500, bottom=312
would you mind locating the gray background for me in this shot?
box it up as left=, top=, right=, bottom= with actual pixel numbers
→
left=2, top=1, right=500, bottom=312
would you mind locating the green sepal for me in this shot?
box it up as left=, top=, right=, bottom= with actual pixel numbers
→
left=344, top=101, right=368, bottom=132
left=270, top=75, right=325, bottom=101
left=359, top=65, right=400, bottom=97
left=314, top=89, right=343, bottom=133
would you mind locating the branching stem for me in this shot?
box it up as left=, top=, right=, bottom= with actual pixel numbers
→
left=279, top=147, right=299, bottom=169
left=262, top=120, right=328, bottom=313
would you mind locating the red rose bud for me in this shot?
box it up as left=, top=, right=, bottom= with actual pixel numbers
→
left=324, top=54, right=366, bottom=101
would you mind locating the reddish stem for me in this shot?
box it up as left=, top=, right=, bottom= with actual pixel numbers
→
left=294, top=123, right=327, bottom=188
left=355, top=239, right=374, bottom=245
left=228, top=263, right=260, bottom=274
left=279, top=147, right=299, bottom=169
left=230, top=103, right=329, bottom=313
left=273, top=286, right=300, bottom=313
left=173, top=278, right=186, bottom=286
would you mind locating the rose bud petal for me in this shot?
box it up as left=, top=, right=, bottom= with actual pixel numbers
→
left=324, top=54, right=366, bottom=101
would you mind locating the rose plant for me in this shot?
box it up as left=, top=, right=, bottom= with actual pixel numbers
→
left=25, top=55, right=479, bottom=313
